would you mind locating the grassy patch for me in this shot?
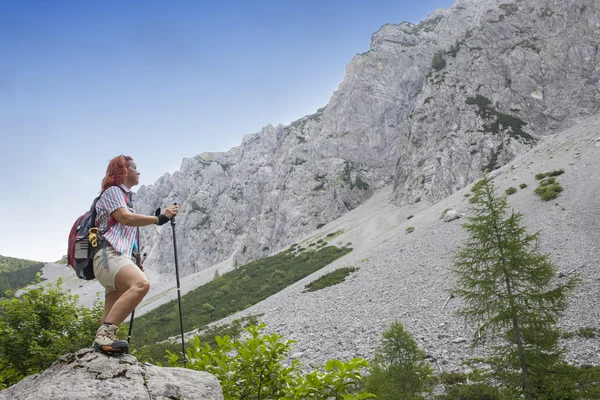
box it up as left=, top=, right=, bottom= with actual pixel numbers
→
left=128, top=245, right=352, bottom=349
left=536, top=169, right=564, bottom=180
left=506, top=187, right=517, bottom=195
left=303, top=267, right=358, bottom=293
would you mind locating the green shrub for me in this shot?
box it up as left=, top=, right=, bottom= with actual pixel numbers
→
left=578, top=327, right=597, bottom=339
left=406, top=226, right=415, bottom=234
left=561, top=331, right=575, bottom=339
left=432, top=50, right=446, bottom=71
left=438, top=372, right=468, bottom=385
left=169, top=324, right=374, bottom=399
left=506, top=187, right=517, bottom=195
left=304, top=267, right=358, bottom=293
left=520, top=183, right=528, bottom=189
left=536, top=169, right=564, bottom=180
left=437, top=382, right=504, bottom=400
left=0, top=277, right=103, bottom=388
left=538, top=177, right=556, bottom=186
left=534, top=182, right=563, bottom=201
left=548, top=169, right=565, bottom=177
left=365, top=321, right=433, bottom=399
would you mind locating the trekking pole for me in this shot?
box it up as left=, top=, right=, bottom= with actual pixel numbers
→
left=127, top=309, right=135, bottom=344
left=170, top=203, right=187, bottom=367
left=127, top=252, right=146, bottom=345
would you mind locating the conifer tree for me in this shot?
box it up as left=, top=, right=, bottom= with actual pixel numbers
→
left=365, top=321, right=433, bottom=399
left=452, top=177, right=579, bottom=399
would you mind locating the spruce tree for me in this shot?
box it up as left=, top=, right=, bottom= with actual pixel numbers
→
left=452, top=177, right=579, bottom=399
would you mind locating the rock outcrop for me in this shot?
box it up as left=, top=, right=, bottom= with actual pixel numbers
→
left=0, top=348, right=223, bottom=400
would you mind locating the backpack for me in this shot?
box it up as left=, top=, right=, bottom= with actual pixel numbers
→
left=67, top=188, right=120, bottom=280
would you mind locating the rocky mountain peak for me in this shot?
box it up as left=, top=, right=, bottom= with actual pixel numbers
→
left=133, top=0, right=600, bottom=286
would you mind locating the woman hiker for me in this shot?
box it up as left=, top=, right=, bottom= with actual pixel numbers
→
left=92, top=154, right=178, bottom=354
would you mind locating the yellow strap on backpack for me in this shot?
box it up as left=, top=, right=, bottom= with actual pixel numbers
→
left=88, top=227, right=100, bottom=248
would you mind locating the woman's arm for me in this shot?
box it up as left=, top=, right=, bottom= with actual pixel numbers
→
left=111, top=204, right=179, bottom=227
left=112, top=207, right=158, bottom=227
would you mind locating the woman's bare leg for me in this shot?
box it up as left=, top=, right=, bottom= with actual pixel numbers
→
left=104, top=264, right=150, bottom=326
left=101, top=291, right=123, bottom=325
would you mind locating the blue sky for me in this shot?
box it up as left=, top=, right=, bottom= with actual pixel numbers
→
left=0, top=0, right=456, bottom=262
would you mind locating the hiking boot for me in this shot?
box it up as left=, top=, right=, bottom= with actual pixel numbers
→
left=93, top=324, right=129, bottom=354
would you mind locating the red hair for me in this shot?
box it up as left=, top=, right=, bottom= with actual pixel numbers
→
left=101, top=155, right=133, bottom=190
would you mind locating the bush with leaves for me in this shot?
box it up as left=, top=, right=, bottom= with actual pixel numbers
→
left=452, top=176, right=579, bottom=399
left=365, top=321, right=433, bottom=399
left=0, top=277, right=103, bottom=389
left=168, top=323, right=374, bottom=399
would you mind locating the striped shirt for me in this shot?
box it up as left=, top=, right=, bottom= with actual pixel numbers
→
left=95, top=184, right=139, bottom=259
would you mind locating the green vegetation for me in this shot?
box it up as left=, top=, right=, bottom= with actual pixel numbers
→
left=0, top=277, right=103, bottom=389
left=133, top=315, right=261, bottom=364
left=437, top=382, right=503, bottom=400
left=535, top=169, right=565, bottom=180
left=0, top=255, right=45, bottom=298
left=341, top=161, right=370, bottom=191
left=168, top=324, right=374, bottom=399
left=534, top=175, right=564, bottom=201
left=561, top=330, right=575, bottom=339
left=405, top=226, right=415, bottom=234
left=365, top=321, right=433, bottom=399
left=465, top=95, right=536, bottom=144
left=304, top=267, right=358, bottom=292
left=578, top=327, right=598, bottom=339
left=326, top=229, right=344, bottom=239
left=431, top=50, right=446, bottom=71
left=446, top=41, right=461, bottom=58
left=452, top=177, right=580, bottom=399
left=520, top=183, right=528, bottom=189
left=440, top=208, right=451, bottom=219
left=128, top=245, right=352, bottom=350
left=506, top=186, right=517, bottom=195
left=438, top=372, right=468, bottom=386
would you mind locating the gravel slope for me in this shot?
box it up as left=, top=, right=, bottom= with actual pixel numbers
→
left=211, top=113, right=600, bottom=372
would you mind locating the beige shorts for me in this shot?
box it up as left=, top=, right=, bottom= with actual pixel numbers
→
left=93, top=245, right=136, bottom=294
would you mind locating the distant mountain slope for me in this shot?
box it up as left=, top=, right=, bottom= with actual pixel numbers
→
left=0, top=255, right=44, bottom=296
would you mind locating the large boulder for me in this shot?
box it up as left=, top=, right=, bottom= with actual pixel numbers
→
left=0, top=348, right=223, bottom=400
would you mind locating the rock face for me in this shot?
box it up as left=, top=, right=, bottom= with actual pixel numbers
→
left=134, top=0, right=600, bottom=278
left=0, top=348, right=223, bottom=400
left=393, top=0, right=600, bottom=204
